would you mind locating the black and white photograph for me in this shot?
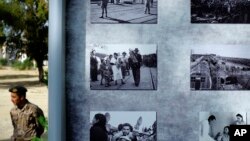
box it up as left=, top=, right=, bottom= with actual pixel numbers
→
left=90, top=0, right=158, bottom=24
left=90, top=111, right=157, bottom=141
left=190, top=45, right=250, bottom=90
left=89, top=44, right=157, bottom=90
left=191, top=0, right=250, bottom=23
left=199, top=112, right=248, bottom=141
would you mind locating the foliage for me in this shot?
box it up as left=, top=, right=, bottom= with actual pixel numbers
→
left=0, top=0, right=48, bottom=82
left=30, top=116, right=48, bottom=141
left=0, top=58, right=8, bottom=66
left=11, top=58, right=33, bottom=70
left=43, top=69, right=48, bottom=86
left=38, top=116, right=48, bottom=131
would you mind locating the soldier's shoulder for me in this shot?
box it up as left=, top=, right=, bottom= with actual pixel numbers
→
left=26, top=102, right=43, bottom=112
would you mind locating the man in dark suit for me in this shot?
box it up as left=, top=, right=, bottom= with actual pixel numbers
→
left=129, top=48, right=142, bottom=87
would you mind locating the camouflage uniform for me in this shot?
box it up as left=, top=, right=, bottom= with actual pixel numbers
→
left=10, top=100, right=45, bottom=141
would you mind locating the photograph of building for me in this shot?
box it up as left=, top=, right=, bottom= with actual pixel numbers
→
left=191, top=45, right=250, bottom=90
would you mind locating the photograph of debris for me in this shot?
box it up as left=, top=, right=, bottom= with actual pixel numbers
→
left=191, top=45, right=250, bottom=90
left=191, top=0, right=250, bottom=23
left=90, top=0, right=157, bottom=24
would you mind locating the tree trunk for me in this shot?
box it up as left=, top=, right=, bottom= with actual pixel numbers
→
left=36, top=59, right=44, bottom=82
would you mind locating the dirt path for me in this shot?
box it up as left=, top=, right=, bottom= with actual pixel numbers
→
left=0, top=67, right=48, bottom=140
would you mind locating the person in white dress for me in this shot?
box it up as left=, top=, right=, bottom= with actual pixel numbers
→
left=110, top=53, right=125, bottom=85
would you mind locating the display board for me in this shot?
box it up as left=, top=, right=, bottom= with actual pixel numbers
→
left=65, top=0, right=250, bottom=141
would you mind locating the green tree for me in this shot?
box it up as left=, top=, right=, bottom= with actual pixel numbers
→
left=0, top=0, right=48, bottom=82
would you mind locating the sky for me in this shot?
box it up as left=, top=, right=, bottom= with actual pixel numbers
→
left=192, top=45, right=250, bottom=59
left=89, top=44, right=157, bottom=56
left=90, top=111, right=156, bottom=128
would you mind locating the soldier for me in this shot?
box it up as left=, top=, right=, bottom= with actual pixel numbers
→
left=9, top=85, right=45, bottom=141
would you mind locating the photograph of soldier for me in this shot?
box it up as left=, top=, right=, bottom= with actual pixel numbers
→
left=88, top=44, right=157, bottom=90
left=9, top=85, right=46, bottom=141
left=199, top=112, right=248, bottom=141
left=90, top=111, right=157, bottom=141
left=90, top=0, right=158, bottom=23
left=190, top=45, right=250, bottom=90
left=191, top=0, right=250, bottom=23
left=0, top=1, right=48, bottom=140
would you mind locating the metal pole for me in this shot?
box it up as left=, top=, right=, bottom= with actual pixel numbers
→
left=48, top=0, right=65, bottom=140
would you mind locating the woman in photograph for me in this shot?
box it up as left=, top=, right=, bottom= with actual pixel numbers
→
left=234, top=113, right=245, bottom=125
left=216, top=126, right=230, bottom=141
left=110, top=53, right=125, bottom=85
left=90, top=113, right=108, bottom=141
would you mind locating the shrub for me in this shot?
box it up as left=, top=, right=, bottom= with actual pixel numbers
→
left=0, top=58, right=8, bottom=66
left=11, top=58, right=34, bottom=70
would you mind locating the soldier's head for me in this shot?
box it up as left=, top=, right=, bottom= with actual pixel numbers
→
left=9, top=85, right=27, bottom=106
left=121, top=123, right=133, bottom=136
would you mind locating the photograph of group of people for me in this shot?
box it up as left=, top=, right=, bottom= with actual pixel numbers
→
left=191, top=45, right=250, bottom=90
left=199, top=112, right=248, bottom=141
left=90, top=111, right=157, bottom=141
left=89, top=44, right=157, bottom=90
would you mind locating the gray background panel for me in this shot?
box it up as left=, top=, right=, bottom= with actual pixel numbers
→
left=66, top=0, right=250, bottom=140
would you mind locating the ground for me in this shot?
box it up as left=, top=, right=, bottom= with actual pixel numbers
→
left=91, top=66, right=157, bottom=90
left=0, top=67, right=48, bottom=141
left=91, top=1, right=158, bottom=24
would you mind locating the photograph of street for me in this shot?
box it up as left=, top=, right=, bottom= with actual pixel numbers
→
left=89, top=44, right=157, bottom=90
left=191, top=0, right=250, bottom=23
left=91, top=0, right=157, bottom=24
left=191, top=45, right=250, bottom=90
